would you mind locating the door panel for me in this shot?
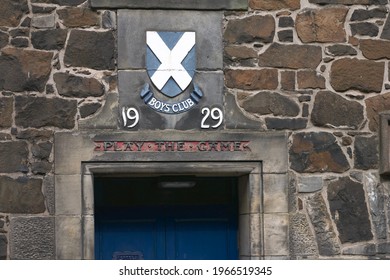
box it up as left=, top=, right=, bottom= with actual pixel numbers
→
left=94, top=177, right=238, bottom=260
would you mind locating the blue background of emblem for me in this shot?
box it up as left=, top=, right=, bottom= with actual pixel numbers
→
left=146, top=31, right=196, bottom=98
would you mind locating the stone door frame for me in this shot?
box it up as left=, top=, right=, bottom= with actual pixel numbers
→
left=54, top=131, right=288, bottom=259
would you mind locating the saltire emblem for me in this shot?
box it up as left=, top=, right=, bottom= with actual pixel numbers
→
left=146, top=31, right=196, bottom=98
left=140, top=31, right=203, bottom=115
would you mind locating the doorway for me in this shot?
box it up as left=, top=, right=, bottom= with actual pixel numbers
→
left=94, top=176, right=238, bottom=260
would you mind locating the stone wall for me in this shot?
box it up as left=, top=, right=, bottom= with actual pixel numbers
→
left=0, top=0, right=390, bottom=259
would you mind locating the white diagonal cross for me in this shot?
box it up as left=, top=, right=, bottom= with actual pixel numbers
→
left=147, top=31, right=195, bottom=91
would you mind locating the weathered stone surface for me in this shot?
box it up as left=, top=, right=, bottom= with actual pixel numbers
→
left=360, top=39, right=390, bottom=60
left=54, top=73, right=105, bottom=98
left=364, top=173, right=387, bottom=240
left=279, top=17, right=294, bottom=27
left=278, top=30, right=293, bottom=42
left=297, top=176, right=323, bottom=193
left=0, top=142, right=28, bottom=173
left=249, top=0, right=300, bottom=10
left=224, top=15, right=275, bottom=44
left=43, top=175, right=55, bottom=216
left=0, top=48, right=53, bottom=92
left=265, top=118, right=307, bottom=130
left=351, top=8, right=387, bottom=21
left=224, top=46, right=257, bottom=61
left=64, top=30, right=115, bottom=70
left=225, top=69, right=278, bottom=90
left=15, top=96, right=77, bottom=129
left=102, top=10, right=116, bottom=29
left=31, top=29, right=67, bottom=50
left=289, top=213, right=318, bottom=257
left=10, top=216, right=55, bottom=259
left=79, top=103, right=102, bottom=118
left=309, top=0, right=387, bottom=4
left=31, top=14, right=56, bottom=29
left=290, top=132, right=350, bottom=173
left=297, top=70, right=325, bottom=89
left=0, top=235, right=6, bottom=260
left=32, top=142, right=52, bottom=160
left=330, top=58, right=384, bottom=93
left=0, top=0, right=29, bottom=27
left=328, top=177, right=373, bottom=243
left=16, top=129, right=53, bottom=140
left=351, top=22, right=379, bottom=37
left=259, top=43, right=322, bottom=69
left=326, top=44, right=357, bottom=56
left=366, top=92, right=390, bottom=132
left=0, top=97, right=13, bottom=128
left=311, top=91, right=364, bottom=129
left=0, top=32, right=9, bottom=49
left=306, top=193, right=341, bottom=256
left=281, top=71, right=295, bottom=91
left=381, top=15, right=390, bottom=40
left=57, top=7, right=99, bottom=27
left=240, top=92, right=300, bottom=117
left=354, top=136, right=378, bottom=169
left=31, top=162, right=52, bottom=175
left=0, top=176, right=45, bottom=213
left=296, top=8, right=348, bottom=43
left=11, top=37, right=29, bottom=48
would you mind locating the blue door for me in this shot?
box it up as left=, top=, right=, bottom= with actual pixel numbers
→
left=94, top=177, right=238, bottom=260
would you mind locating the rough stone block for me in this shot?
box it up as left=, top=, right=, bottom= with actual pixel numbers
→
left=54, top=72, right=104, bottom=98
left=64, top=30, right=115, bottom=70
left=366, top=92, right=390, bottom=132
left=328, top=177, right=373, bottom=243
left=289, top=213, right=318, bottom=257
left=259, top=43, right=322, bottom=69
left=0, top=0, right=29, bottom=27
left=297, top=176, right=323, bottom=193
left=0, top=176, right=45, bottom=213
left=290, top=132, right=350, bottom=173
left=57, top=7, right=99, bottom=27
left=31, top=14, right=56, bottom=29
left=0, top=235, right=7, bottom=260
left=330, top=58, right=384, bottom=93
left=360, top=39, right=390, bottom=60
left=225, top=69, right=278, bottom=90
left=15, top=96, right=77, bottom=129
left=31, top=29, right=68, bottom=50
left=265, top=118, right=308, bottom=130
left=0, top=141, right=28, bottom=173
left=239, top=91, right=300, bottom=117
left=0, top=97, right=13, bottom=128
left=306, top=193, right=341, bottom=256
left=10, top=216, right=55, bottom=259
left=354, top=136, right=378, bottom=170
left=311, top=91, right=364, bottom=129
left=351, top=22, right=379, bottom=37
left=225, top=15, right=275, bottom=44
left=0, top=48, right=53, bottom=92
left=296, top=8, right=348, bottom=43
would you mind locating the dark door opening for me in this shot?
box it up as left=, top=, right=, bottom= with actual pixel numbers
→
left=94, top=176, right=238, bottom=260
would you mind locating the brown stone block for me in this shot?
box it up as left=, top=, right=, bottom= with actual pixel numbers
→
left=0, top=97, right=13, bottom=128
left=330, top=58, right=384, bottom=93
left=54, top=72, right=105, bottom=98
left=240, top=91, right=300, bottom=117
left=360, top=39, right=390, bottom=60
left=0, top=48, right=53, bottom=92
left=281, top=71, right=295, bottom=91
left=297, top=70, right=325, bottom=89
left=366, top=92, right=390, bottom=132
left=0, top=141, right=28, bottom=173
left=224, top=15, right=275, bottom=44
left=224, top=45, right=257, bottom=60
left=259, top=43, right=322, bottom=69
left=225, top=69, right=278, bottom=90
left=249, top=0, right=300, bottom=10
left=0, top=0, right=29, bottom=27
left=57, top=7, right=99, bottom=28
left=296, top=8, right=348, bottom=43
